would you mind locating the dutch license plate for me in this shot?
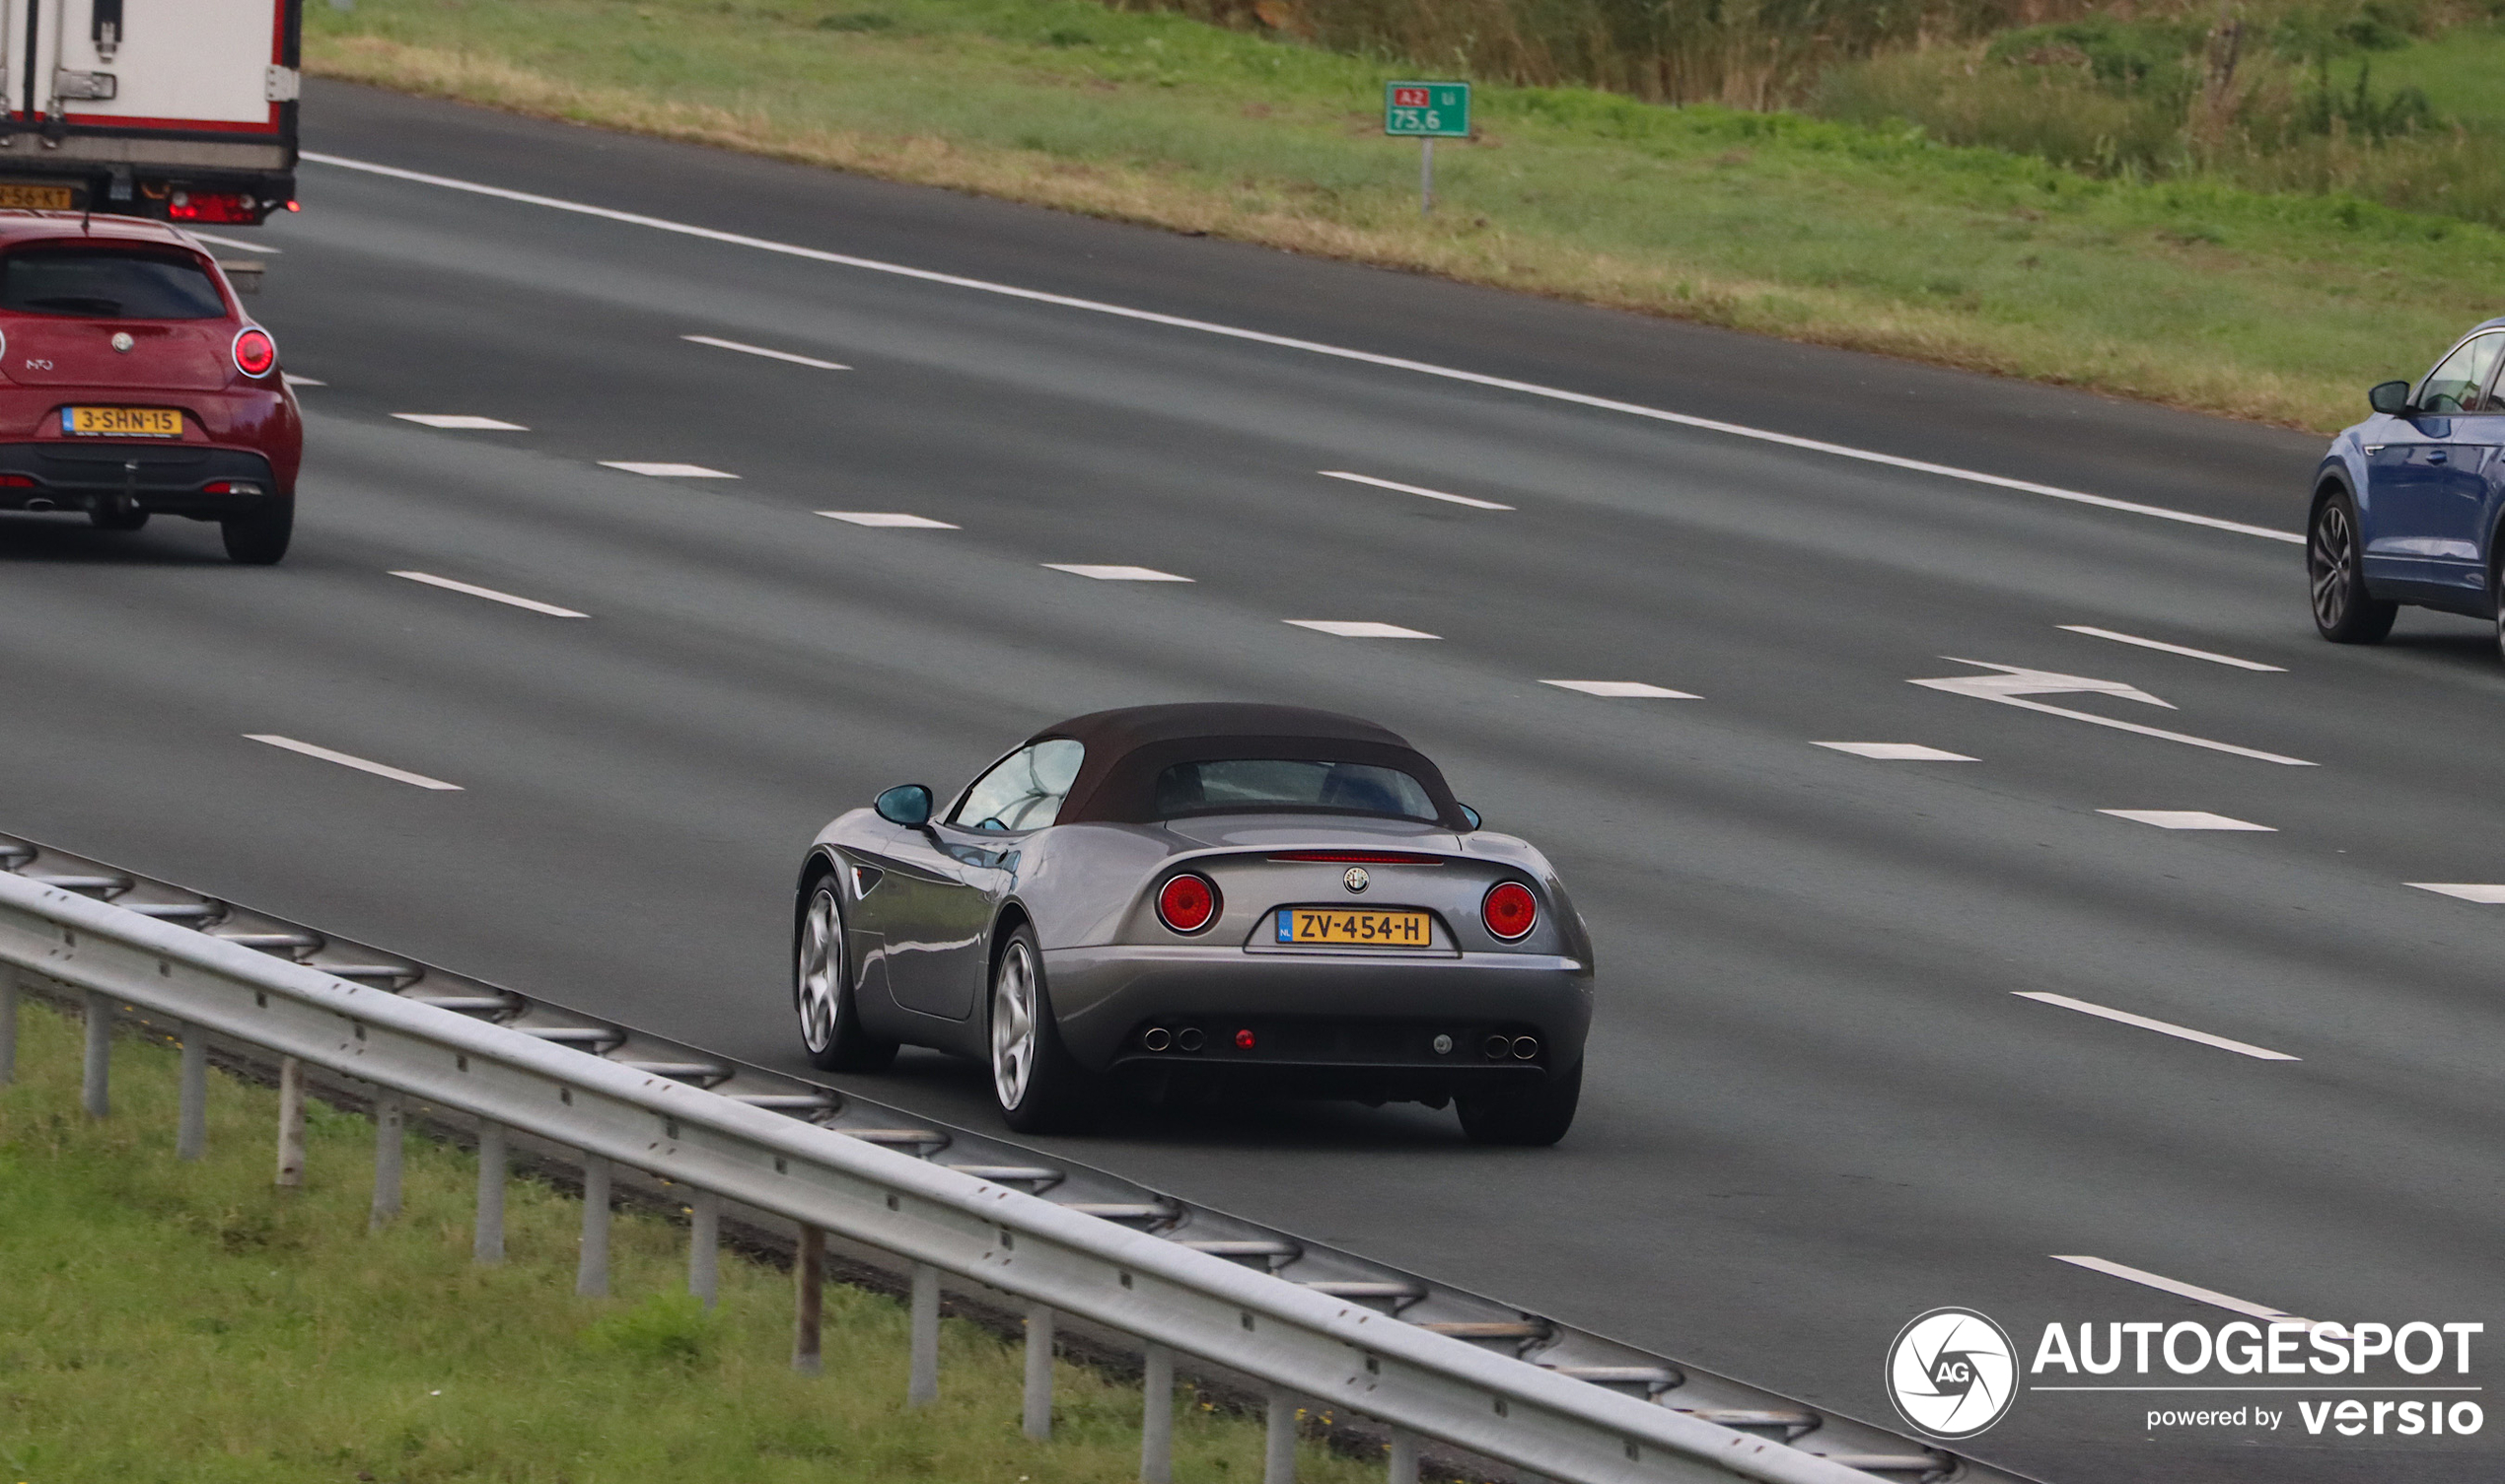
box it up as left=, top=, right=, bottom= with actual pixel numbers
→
left=0, top=182, right=75, bottom=210
left=1276, top=908, right=1431, bottom=947
left=64, top=406, right=181, bottom=438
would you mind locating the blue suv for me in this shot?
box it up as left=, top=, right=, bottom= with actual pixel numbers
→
left=2310, top=318, right=2505, bottom=651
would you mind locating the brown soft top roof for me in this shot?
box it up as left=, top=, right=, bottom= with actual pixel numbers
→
left=1028, top=702, right=1467, bottom=828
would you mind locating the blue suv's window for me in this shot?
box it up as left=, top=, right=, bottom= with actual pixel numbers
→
left=2417, top=332, right=2505, bottom=414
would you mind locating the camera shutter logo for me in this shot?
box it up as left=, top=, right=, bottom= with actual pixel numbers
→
left=1887, top=1307, right=2018, bottom=1439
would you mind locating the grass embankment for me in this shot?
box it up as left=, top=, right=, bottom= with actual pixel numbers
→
left=0, top=1000, right=1365, bottom=1483
left=304, top=0, right=2505, bottom=433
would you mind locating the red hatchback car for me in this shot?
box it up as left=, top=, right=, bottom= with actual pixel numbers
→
left=0, top=215, right=298, bottom=563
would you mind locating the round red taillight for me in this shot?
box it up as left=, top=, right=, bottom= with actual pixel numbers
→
left=1156, top=873, right=1218, bottom=934
left=232, top=326, right=276, bottom=379
left=1481, top=882, right=1539, bottom=941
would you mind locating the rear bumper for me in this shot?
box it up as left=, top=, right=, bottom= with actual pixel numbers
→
left=1041, top=943, right=1594, bottom=1079
left=0, top=441, right=280, bottom=517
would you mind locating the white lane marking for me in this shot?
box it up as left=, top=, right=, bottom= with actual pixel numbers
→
left=2098, top=810, right=2274, bottom=830
left=681, top=334, right=849, bottom=370
left=281, top=374, right=324, bottom=388
left=1540, top=679, right=1698, bottom=698
left=1042, top=564, right=1192, bottom=582
left=817, top=511, right=959, bottom=529
left=305, top=152, right=2302, bottom=546
left=2406, top=883, right=2505, bottom=903
left=186, top=230, right=281, bottom=254
left=2049, top=1256, right=2307, bottom=1323
left=1319, top=470, right=1513, bottom=511
left=244, top=735, right=462, bottom=791
left=1814, top=742, right=1975, bottom=760
left=394, top=413, right=528, bottom=431
left=391, top=570, right=587, bottom=618
left=1912, top=660, right=2315, bottom=767
left=599, top=461, right=738, bottom=477
left=2017, top=991, right=2298, bottom=1061
left=1285, top=620, right=1440, bottom=639
left=2058, top=625, right=2285, bottom=671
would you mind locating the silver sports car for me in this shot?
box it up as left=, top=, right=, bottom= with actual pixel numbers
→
left=792, top=703, right=1595, bottom=1145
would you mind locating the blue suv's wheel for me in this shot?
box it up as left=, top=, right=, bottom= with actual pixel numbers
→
left=2310, top=491, right=2397, bottom=643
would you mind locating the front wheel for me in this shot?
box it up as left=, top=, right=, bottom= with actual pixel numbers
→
left=794, top=878, right=896, bottom=1072
left=1457, top=1059, right=1582, bottom=1147
left=2309, top=492, right=2395, bottom=643
left=221, top=493, right=294, bottom=565
left=988, top=925, right=1093, bottom=1134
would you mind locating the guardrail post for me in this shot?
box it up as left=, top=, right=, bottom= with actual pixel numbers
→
left=1140, top=1341, right=1174, bottom=1484
left=907, top=1262, right=939, bottom=1407
left=369, top=1090, right=402, bottom=1227
left=0, top=970, right=18, bottom=1085
left=176, top=1023, right=207, bottom=1160
left=274, top=1055, right=305, bottom=1185
left=1023, top=1301, right=1054, bottom=1440
left=793, top=1223, right=824, bottom=1375
left=474, top=1120, right=506, bottom=1263
left=577, top=1154, right=611, bottom=1297
left=81, top=990, right=110, bottom=1118
left=688, top=1189, right=719, bottom=1307
left=1264, top=1385, right=1297, bottom=1484
left=1386, top=1427, right=1419, bottom=1484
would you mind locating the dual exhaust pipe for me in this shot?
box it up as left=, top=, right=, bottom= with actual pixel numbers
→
left=1140, top=1026, right=1203, bottom=1053
left=1485, top=1033, right=1539, bottom=1061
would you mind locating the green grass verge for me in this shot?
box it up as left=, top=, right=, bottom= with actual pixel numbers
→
left=302, top=0, right=2505, bottom=433
left=0, top=999, right=1371, bottom=1482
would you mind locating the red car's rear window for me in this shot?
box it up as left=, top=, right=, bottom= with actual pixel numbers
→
left=0, top=246, right=224, bottom=319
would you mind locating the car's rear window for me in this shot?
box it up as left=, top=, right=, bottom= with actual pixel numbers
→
left=0, top=246, right=224, bottom=319
left=1152, top=759, right=1440, bottom=822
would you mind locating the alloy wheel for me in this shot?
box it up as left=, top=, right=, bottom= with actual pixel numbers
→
left=991, top=942, right=1038, bottom=1109
left=2311, top=503, right=2355, bottom=630
left=798, top=886, right=840, bottom=1055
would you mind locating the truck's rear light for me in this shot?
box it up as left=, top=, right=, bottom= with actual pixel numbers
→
left=1481, top=882, right=1538, bottom=941
left=169, top=190, right=254, bottom=224
left=1155, top=873, right=1219, bottom=934
left=231, top=326, right=275, bottom=379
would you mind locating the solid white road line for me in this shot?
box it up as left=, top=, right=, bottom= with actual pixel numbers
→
left=185, top=231, right=281, bottom=254
left=2058, top=625, right=2286, bottom=671
left=1540, top=679, right=1698, bottom=698
left=817, top=511, right=960, bottom=529
left=2098, top=810, right=2274, bottom=831
left=1814, top=742, right=1976, bottom=760
left=281, top=374, right=323, bottom=388
left=599, top=461, right=738, bottom=477
left=307, top=152, right=2303, bottom=545
left=2017, top=991, right=2299, bottom=1061
left=2406, top=883, right=2505, bottom=903
left=1319, top=470, right=1513, bottom=510
left=681, top=334, right=849, bottom=370
left=394, top=413, right=528, bottom=431
left=2048, top=1255, right=2307, bottom=1323
left=1043, top=564, right=1192, bottom=581
left=391, top=570, right=587, bottom=618
left=244, top=735, right=462, bottom=791
left=1285, top=620, right=1439, bottom=639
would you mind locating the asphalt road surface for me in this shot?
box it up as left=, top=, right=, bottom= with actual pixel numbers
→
left=7, top=81, right=2500, bottom=1483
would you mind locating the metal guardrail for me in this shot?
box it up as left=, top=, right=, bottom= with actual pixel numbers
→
left=0, top=832, right=2030, bottom=1484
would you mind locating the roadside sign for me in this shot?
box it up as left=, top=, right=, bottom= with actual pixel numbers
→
left=1384, top=82, right=1469, bottom=139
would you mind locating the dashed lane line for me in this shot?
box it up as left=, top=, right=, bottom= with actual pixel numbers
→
left=1540, top=680, right=1697, bottom=698
left=394, top=413, right=528, bottom=431
left=681, top=334, right=849, bottom=370
left=2405, top=883, right=2505, bottom=903
left=1814, top=742, right=1975, bottom=760
left=599, top=461, right=738, bottom=478
left=817, top=511, right=959, bottom=529
left=1043, top=565, right=1192, bottom=582
left=185, top=231, right=281, bottom=254
left=1319, top=470, right=1513, bottom=511
left=2047, top=1255, right=2309, bottom=1324
left=306, top=152, right=2304, bottom=546
left=2098, top=810, right=2275, bottom=831
left=2017, top=992, right=2299, bottom=1061
left=391, top=571, right=587, bottom=618
left=282, top=374, right=323, bottom=388
left=244, top=736, right=463, bottom=792
left=1285, top=620, right=1439, bottom=639
left=2059, top=625, right=2286, bottom=671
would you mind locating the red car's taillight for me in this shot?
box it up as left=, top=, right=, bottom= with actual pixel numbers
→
left=170, top=190, right=255, bottom=224
left=1481, top=882, right=1538, bottom=941
left=1156, top=873, right=1219, bottom=934
left=232, top=326, right=276, bottom=379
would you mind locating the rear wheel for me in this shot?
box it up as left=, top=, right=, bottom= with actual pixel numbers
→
left=2309, top=491, right=2395, bottom=643
left=88, top=505, right=148, bottom=531
left=1457, top=1058, right=1582, bottom=1147
left=221, top=494, right=293, bottom=565
left=988, top=925, right=1092, bottom=1134
left=794, top=877, right=896, bottom=1072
